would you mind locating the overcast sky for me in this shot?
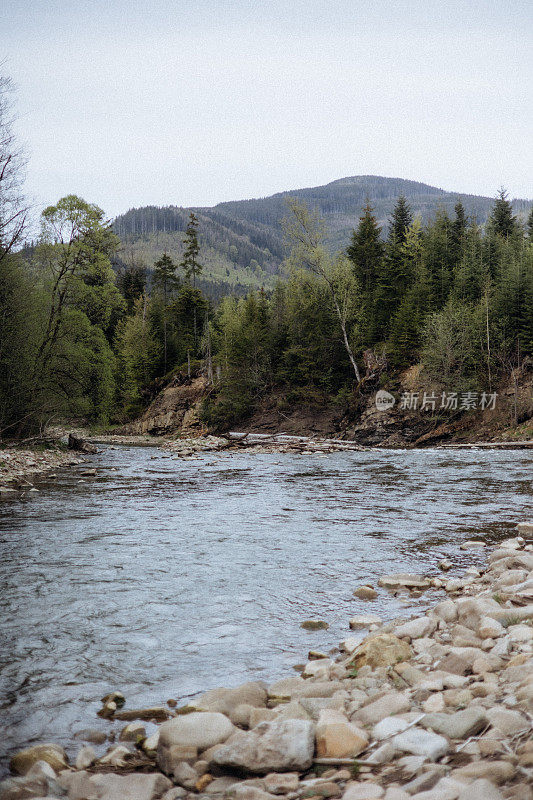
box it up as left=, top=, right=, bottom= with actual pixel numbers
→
left=2, top=0, right=532, bottom=219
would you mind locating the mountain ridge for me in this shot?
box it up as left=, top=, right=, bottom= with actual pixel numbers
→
left=113, top=175, right=532, bottom=296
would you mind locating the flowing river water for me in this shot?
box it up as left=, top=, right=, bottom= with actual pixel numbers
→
left=1, top=444, right=532, bottom=772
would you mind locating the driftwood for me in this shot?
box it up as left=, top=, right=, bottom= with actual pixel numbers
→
left=222, top=431, right=369, bottom=452
left=68, top=434, right=98, bottom=454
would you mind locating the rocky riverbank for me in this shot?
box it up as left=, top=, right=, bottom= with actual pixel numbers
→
left=0, top=447, right=84, bottom=495
left=2, top=523, right=532, bottom=800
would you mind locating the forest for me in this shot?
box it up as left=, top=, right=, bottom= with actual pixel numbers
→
left=1, top=71, right=532, bottom=438
left=1, top=183, right=532, bottom=436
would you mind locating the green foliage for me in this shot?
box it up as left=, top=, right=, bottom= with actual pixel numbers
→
left=347, top=200, right=384, bottom=295
left=114, top=295, right=160, bottom=417
left=422, top=301, right=486, bottom=389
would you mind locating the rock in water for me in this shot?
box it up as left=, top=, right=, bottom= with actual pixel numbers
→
left=378, top=574, right=430, bottom=589
left=353, top=586, right=378, bottom=600
left=212, top=718, right=315, bottom=774
left=68, top=433, right=98, bottom=453
left=301, top=620, right=329, bottom=630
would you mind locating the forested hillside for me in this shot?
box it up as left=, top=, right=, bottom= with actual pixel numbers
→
left=113, top=176, right=531, bottom=295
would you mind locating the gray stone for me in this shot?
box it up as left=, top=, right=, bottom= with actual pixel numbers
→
left=354, top=691, right=410, bottom=726
left=212, top=718, right=315, bottom=774
left=98, top=744, right=132, bottom=767
left=392, top=727, right=449, bottom=761
left=366, top=742, right=396, bottom=765
left=263, top=773, right=300, bottom=794
left=9, top=744, right=68, bottom=776
left=191, top=682, right=267, bottom=726
left=372, top=716, right=409, bottom=740
left=457, top=780, right=503, bottom=800
left=59, top=770, right=173, bottom=800
left=452, top=760, right=515, bottom=785
left=378, top=574, right=429, bottom=589
left=422, top=708, right=487, bottom=739
left=119, top=722, right=146, bottom=741
left=350, top=615, right=382, bottom=629
left=485, top=707, right=528, bottom=735
left=74, top=728, right=107, bottom=745
left=173, top=762, right=198, bottom=790
left=431, top=601, right=457, bottom=623
left=157, top=712, right=235, bottom=774
left=230, top=787, right=278, bottom=800
left=353, top=586, right=378, bottom=600
left=75, top=745, right=96, bottom=770
left=342, top=784, right=384, bottom=800
left=394, top=617, right=437, bottom=641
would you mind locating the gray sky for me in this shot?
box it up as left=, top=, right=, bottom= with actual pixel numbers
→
left=2, top=0, right=532, bottom=219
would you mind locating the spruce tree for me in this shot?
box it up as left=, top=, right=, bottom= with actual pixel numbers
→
left=489, top=188, right=518, bottom=238
left=153, top=252, right=179, bottom=373
left=527, top=207, right=533, bottom=240
left=180, top=212, right=203, bottom=287
left=450, top=202, right=467, bottom=270
left=346, top=201, right=384, bottom=296
left=388, top=195, right=412, bottom=246
left=424, top=209, right=453, bottom=309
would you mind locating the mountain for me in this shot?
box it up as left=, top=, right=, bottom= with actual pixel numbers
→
left=113, top=175, right=532, bottom=297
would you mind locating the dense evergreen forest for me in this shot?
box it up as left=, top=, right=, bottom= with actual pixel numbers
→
left=1, top=72, right=532, bottom=438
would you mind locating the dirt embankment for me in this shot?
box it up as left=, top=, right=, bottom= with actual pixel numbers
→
left=120, top=373, right=210, bottom=437
left=120, top=363, right=533, bottom=448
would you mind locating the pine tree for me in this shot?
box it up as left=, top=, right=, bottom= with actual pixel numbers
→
left=388, top=195, right=412, bottom=246
left=527, top=207, right=533, bottom=240
left=346, top=201, right=384, bottom=296
left=424, top=209, right=453, bottom=309
left=450, top=202, right=467, bottom=272
left=489, top=188, right=518, bottom=238
left=453, top=220, right=487, bottom=303
left=153, top=252, right=179, bottom=373
left=180, top=212, right=203, bottom=287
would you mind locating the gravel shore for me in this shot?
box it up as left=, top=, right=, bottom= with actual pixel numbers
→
left=2, top=522, right=532, bottom=800
left=0, top=447, right=83, bottom=493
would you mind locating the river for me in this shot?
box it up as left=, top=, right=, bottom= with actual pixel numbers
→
left=0, top=444, right=531, bottom=771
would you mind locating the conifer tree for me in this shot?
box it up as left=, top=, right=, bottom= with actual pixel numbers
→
left=346, top=201, right=384, bottom=296
left=153, top=252, right=179, bottom=373
left=388, top=195, right=412, bottom=246
left=489, top=189, right=517, bottom=239
left=450, top=202, right=467, bottom=273
left=180, top=212, right=203, bottom=287
left=527, top=207, right=533, bottom=240
left=424, top=209, right=453, bottom=309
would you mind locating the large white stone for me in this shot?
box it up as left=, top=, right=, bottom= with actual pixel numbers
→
left=354, top=691, right=410, bottom=726
left=342, top=783, right=384, bottom=800
left=157, top=712, right=235, bottom=773
left=392, top=727, right=449, bottom=761
left=394, top=617, right=437, bottom=641
left=350, top=615, right=382, bottom=630
left=212, top=718, right=315, bottom=774
left=59, top=771, right=172, bottom=800
left=315, top=709, right=368, bottom=758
